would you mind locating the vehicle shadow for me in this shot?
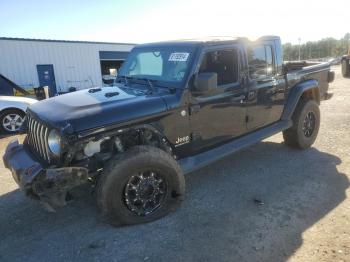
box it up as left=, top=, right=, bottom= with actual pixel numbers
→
left=0, top=141, right=348, bottom=262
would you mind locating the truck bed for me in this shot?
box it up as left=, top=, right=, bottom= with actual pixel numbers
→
left=284, top=61, right=332, bottom=100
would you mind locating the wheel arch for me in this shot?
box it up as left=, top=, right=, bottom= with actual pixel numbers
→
left=300, top=86, right=320, bottom=104
left=0, top=107, right=26, bottom=117
left=124, top=123, right=176, bottom=156
left=281, top=79, right=320, bottom=121
left=137, top=123, right=173, bottom=146
left=81, top=123, right=177, bottom=158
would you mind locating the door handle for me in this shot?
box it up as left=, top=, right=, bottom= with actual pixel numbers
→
left=257, top=79, right=271, bottom=84
left=232, top=95, right=246, bottom=103
left=257, top=77, right=276, bottom=84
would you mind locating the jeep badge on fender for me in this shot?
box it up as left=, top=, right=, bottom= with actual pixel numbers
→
left=175, top=136, right=190, bottom=146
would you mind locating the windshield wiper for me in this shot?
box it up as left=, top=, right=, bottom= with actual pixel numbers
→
left=142, top=78, right=156, bottom=93
left=117, top=75, right=161, bottom=93
left=129, top=77, right=158, bottom=93
left=116, top=75, right=132, bottom=86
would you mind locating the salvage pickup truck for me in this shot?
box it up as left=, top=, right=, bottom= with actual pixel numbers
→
left=3, top=36, right=334, bottom=226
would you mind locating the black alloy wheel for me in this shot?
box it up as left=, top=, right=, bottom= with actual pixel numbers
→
left=124, top=171, right=168, bottom=217
left=302, top=111, right=316, bottom=137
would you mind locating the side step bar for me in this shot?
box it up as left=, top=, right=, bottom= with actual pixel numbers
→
left=179, top=120, right=292, bottom=174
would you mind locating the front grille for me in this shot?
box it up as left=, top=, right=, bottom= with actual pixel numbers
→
left=26, top=113, right=51, bottom=163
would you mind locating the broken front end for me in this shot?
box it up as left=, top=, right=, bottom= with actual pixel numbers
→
left=3, top=139, right=89, bottom=211
left=3, top=110, right=172, bottom=212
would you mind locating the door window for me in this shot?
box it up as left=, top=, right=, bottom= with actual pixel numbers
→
left=248, top=45, right=275, bottom=79
left=199, top=49, right=239, bottom=86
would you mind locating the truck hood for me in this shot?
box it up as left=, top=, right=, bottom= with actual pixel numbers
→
left=28, top=85, right=168, bottom=133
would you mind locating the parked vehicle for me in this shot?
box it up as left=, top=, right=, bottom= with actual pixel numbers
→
left=0, top=96, right=37, bottom=134
left=3, top=36, right=334, bottom=226
left=341, top=48, right=350, bottom=77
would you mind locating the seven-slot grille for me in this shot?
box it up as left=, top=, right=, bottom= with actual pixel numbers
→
left=26, top=113, right=51, bottom=163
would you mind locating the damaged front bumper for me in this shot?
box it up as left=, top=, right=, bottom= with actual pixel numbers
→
left=3, top=139, right=89, bottom=211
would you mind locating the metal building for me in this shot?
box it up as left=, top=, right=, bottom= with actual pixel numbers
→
left=0, top=37, right=135, bottom=95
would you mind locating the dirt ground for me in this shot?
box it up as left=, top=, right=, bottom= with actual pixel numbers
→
left=0, top=66, right=349, bottom=262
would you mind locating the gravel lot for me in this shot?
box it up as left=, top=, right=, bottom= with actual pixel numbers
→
left=0, top=66, right=349, bottom=262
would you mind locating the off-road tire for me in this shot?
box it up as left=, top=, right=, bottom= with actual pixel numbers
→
left=283, top=99, right=320, bottom=149
left=0, top=109, right=25, bottom=134
left=342, top=59, right=350, bottom=77
left=97, top=145, right=185, bottom=226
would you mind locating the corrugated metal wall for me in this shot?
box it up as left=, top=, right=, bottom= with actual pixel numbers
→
left=0, top=39, right=134, bottom=92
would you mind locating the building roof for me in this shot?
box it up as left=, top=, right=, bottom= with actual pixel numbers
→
left=0, top=37, right=135, bottom=46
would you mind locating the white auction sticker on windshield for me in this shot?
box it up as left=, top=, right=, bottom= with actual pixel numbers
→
left=169, top=53, right=189, bottom=62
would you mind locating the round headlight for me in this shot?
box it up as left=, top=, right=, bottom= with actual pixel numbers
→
left=48, top=129, right=61, bottom=156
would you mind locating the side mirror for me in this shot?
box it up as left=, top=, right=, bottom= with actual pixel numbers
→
left=195, top=72, right=217, bottom=94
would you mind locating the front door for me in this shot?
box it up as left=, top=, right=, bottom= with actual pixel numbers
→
left=37, top=64, right=57, bottom=97
left=189, top=47, right=247, bottom=151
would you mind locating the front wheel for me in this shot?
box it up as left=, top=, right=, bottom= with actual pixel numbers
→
left=283, top=99, right=320, bottom=149
left=97, top=146, right=185, bottom=226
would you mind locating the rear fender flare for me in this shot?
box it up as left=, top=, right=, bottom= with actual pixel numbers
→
left=281, top=80, right=319, bottom=121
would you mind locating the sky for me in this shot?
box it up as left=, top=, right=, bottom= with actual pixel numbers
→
left=0, top=0, right=349, bottom=45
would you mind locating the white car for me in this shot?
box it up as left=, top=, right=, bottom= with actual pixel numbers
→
left=0, top=96, right=37, bottom=134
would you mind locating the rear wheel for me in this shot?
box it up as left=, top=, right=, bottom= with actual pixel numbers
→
left=283, top=99, right=320, bottom=149
left=342, top=59, right=350, bottom=77
left=0, top=109, right=25, bottom=134
left=97, top=146, right=185, bottom=226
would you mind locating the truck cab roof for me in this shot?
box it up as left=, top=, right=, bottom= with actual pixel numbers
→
left=137, top=35, right=281, bottom=48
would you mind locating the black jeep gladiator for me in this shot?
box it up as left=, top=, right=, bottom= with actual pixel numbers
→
left=3, top=36, right=334, bottom=226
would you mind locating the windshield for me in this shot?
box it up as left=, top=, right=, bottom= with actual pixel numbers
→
left=118, top=46, right=196, bottom=86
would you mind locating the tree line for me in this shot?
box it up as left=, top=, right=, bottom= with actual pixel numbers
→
left=283, top=33, right=350, bottom=60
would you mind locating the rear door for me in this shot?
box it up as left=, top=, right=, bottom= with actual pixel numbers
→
left=246, top=43, right=278, bottom=130
left=189, top=45, right=247, bottom=151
